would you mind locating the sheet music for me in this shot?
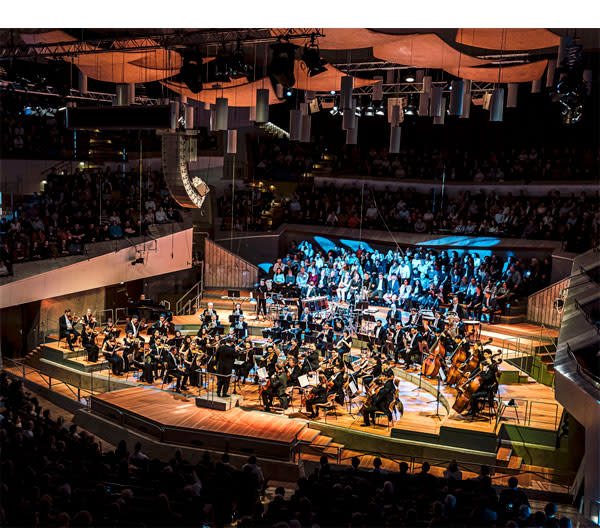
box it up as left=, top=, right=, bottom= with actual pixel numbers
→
left=348, top=381, right=358, bottom=395
left=256, top=367, right=268, bottom=379
left=298, top=374, right=310, bottom=388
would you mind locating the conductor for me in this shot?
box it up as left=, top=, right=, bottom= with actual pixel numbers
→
left=215, top=338, right=236, bottom=397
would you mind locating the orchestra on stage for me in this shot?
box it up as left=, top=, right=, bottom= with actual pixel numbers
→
left=59, top=287, right=502, bottom=424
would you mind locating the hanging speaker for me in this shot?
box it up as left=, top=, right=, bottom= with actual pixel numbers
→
left=341, top=76, right=354, bottom=110
left=185, top=104, right=194, bottom=130
left=289, top=109, right=302, bottom=141
left=255, top=88, right=269, bottom=123
left=449, top=80, right=464, bottom=115
left=419, top=75, right=432, bottom=116
left=430, top=86, right=443, bottom=117
left=489, top=87, right=504, bottom=122
left=209, top=106, right=216, bottom=132
left=300, top=114, right=311, bottom=143
left=372, top=76, right=383, bottom=100
left=583, top=70, right=592, bottom=96
left=389, top=125, right=401, bottom=153
left=346, top=120, right=358, bottom=144
left=460, top=80, right=472, bottom=119
left=546, top=60, right=556, bottom=88
left=78, top=70, right=88, bottom=94
left=389, top=104, right=402, bottom=126
left=433, top=97, right=446, bottom=125
left=226, top=129, right=237, bottom=154
left=215, top=97, right=229, bottom=131
left=531, top=77, right=542, bottom=93
left=507, top=83, right=518, bottom=108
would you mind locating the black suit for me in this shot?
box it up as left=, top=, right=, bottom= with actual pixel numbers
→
left=125, top=321, right=146, bottom=341
left=371, top=325, right=387, bottom=354
left=164, top=351, right=182, bottom=391
left=215, top=343, right=235, bottom=396
left=59, top=315, right=80, bottom=350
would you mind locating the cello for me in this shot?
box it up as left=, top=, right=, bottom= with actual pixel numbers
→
left=421, top=335, right=445, bottom=379
left=452, top=373, right=482, bottom=414
left=445, top=337, right=469, bottom=386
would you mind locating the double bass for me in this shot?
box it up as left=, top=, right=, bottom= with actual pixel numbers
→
left=445, top=337, right=469, bottom=386
left=452, top=373, right=482, bottom=414
left=421, top=335, right=445, bottom=379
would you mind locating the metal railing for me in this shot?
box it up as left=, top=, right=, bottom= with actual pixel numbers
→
left=176, top=268, right=204, bottom=315
left=294, top=442, right=573, bottom=492
left=2, top=357, right=95, bottom=407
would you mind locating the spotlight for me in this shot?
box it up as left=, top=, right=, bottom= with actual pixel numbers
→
left=302, top=41, right=327, bottom=76
left=330, top=90, right=336, bottom=95
left=330, top=105, right=340, bottom=116
left=405, top=75, right=415, bottom=82
left=375, top=104, right=385, bottom=116
left=229, top=42, right=253, bottom=79
left=404, top=106, right=415, bottom=116
left=180, top=54, right=204, bottom=94
left=269, top=41, right=298, bottom=94
left=286, top=89, right=293, bottom=97
left=364, top=103, right=375, bottom=117
left=355, top=104, right=362, bottom=117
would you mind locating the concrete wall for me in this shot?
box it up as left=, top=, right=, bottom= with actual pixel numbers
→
left=0, top=228, right=193, bottom=309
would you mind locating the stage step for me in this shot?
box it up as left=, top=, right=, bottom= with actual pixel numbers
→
left=311, top=435, right=334, bottom=447
left=322, top=442, right=345, bottom=457
left=496, top=446, right=512, bottom=463
left=508, top=455, right=523, bottom=470
left=297, top=427, right=321, bottom=443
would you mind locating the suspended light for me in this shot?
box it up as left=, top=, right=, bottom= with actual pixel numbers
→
left=354, top=103, right=362, bottom=117
left=180, top=54, right=204, bottom=94
left=255, top=88, right=269, bottom=123
left=285, top=89, right=293, bottom=97
left=330, top=105, right=340, bottom=116
left=404, top=106, right=415, bottom=116
left=405, top=75, right=415, bottom=82
left=364, top=103, right=375, bottom=117
left=489, top=87, right=505, bottom=122
left=269, top=42, right=297, bottom=94
left=375, top=103, right=385, bottom=116
left=329, top=90, right=336, bottom=95
left=302, top=42, right=327, bottom=76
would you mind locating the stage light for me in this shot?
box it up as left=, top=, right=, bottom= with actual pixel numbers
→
left=302, top=41, right=327, bottom=77
left=375, top=104, right=385, bottom=116
left=286, top=89, right=293, bottom=97
left=180, top=54, right=204, bottom=94
left=330, top=90, right=336, bottom=95
left=355, top=103, right=362, bottom=117
left=269, top=41, right=297, bottom=94
left=405, top=75, right=415, bottom=82
left=404, top=106, right=415, bottom=116
left=330, top=105, right=340, bottom=116
left=364, top=103, right=375, bottom=117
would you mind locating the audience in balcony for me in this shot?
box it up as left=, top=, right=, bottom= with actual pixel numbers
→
left=0, top=168, right=182, bottom=275
left=280, top=185, right=599, bottom=252
left=0, top=373, right=573, bottom=527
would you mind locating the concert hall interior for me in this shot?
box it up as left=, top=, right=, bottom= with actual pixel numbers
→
left=1, top=22, right=599, bottom=528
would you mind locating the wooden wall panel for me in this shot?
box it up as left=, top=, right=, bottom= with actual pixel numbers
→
left=527, top=277, right=570, bottom=328
left=204, top=239, right=258, bottom=289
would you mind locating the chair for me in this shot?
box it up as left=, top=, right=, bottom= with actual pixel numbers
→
left=374, top=399, right=396, bottom=429
left=315, top=394, right=338, bottom=423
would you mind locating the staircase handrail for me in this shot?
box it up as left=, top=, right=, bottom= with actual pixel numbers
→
left=176, top=264, right=204, bottom=315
